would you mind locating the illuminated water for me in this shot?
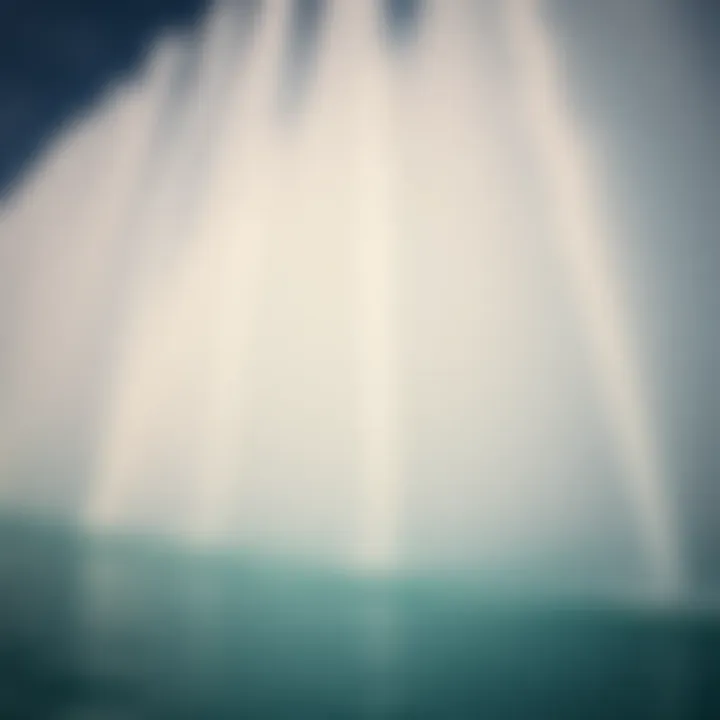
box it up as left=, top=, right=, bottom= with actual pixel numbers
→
left=0, top=515, right=718, bottom=719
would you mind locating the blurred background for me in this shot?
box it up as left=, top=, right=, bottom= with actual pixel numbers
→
left=0, top=0, right=718, bottom=717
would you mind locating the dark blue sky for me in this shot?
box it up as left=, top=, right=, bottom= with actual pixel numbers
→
left=0, top=0, right=210, bottom=197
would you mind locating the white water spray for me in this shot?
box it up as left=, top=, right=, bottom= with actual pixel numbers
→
left=505, top=0, right=681, bottom=595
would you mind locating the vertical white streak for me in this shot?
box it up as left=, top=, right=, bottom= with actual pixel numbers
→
left=190, top=0, right=289, bottom=543
left=86, top=0, right=257, bottom=536
left=348, top=1, right=401, bottom=574
left=506, top=0, right=680, bottom=594
left=0, top=32, right=183, bottom=504
left=83, top=33, right=210, bottom=531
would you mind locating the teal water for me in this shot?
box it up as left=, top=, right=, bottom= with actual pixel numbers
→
left=0, top=517, right=718, bottom=719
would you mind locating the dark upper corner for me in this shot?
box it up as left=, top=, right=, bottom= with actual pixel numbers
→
left=0, top=0, right=435, bottom=197
left=0, top=0, right=212, bottom=199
